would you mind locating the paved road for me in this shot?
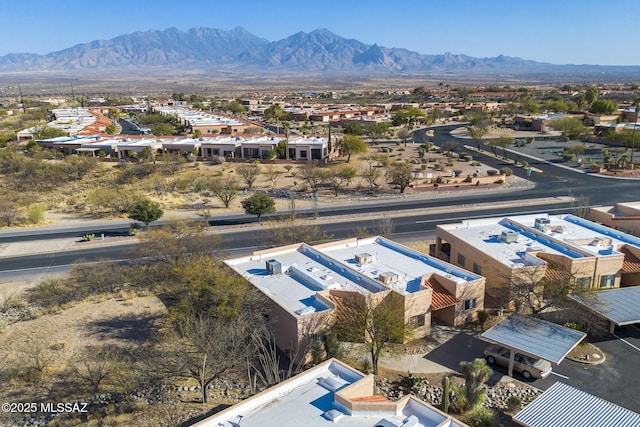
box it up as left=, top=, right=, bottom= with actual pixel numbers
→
left=0, top=199, right=574, bottom=272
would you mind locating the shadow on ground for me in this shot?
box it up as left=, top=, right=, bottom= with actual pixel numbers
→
left=87, top=311, right=164, bottom=342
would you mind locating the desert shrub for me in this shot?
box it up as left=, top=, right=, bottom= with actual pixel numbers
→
left=507, top=396, right=522, bottom=412
left=463, top=407, right=498, bottom=427
left=500, top=167, right=513, bottom=176
left=487, top=169, right=498, bottom=176
left=27, top=204, right=45, bottom=224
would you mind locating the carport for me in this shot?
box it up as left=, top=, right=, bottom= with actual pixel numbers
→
left=569, top=286, right=640, bottom=333
left=481, top=314, right=586, bottom=377
left=514, top=382, right=640, bottom=427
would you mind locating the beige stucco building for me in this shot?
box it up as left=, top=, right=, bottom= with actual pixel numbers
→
left=434, top=213, right=640, bottom=308
left=225, top=236, right=485, bottom=363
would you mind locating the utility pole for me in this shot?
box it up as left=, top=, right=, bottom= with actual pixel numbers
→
left=18, top=84, right=25, bottom=113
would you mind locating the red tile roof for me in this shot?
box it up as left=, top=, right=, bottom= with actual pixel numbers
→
left=423, top=278, right=458, bottom=310
left=620, top=246, right=640, bottom=274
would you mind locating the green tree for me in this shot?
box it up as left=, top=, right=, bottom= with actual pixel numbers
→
left=343, top=122, right=364, bottom=136
left=340, top=135, right=368, bottom=162
left=574, top=93, right=587, bottom=111
left=151, top=123, right=175, bottom=136
left=386, top=161, right=414, bottom=193
left=468, top=127, right=489, bottom=150
left=241, top=194, right=276, bottom=223
left=105, top=123, right=117, bottom=134
left=32, top=126, right=66, bottom=140
left=363, top=122, right=390, bottom=145
left=396, top=128, right=412, bottom=147
left=589, top=99, right=617, bottom=114
left=486, top=136, right=513, bottom=159
left=129, top=199, right=164, bottom=230
left=549, top=117, right=587, bottom=140
left=585, top=85, right=599, bottom=107
left=391, top=106, right=426, bottom=127
left=459, top=359, right=493, bottom=407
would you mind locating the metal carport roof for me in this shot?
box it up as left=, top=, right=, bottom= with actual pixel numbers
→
left=481, top=314, right=586, bottom=364
left=569, top=286, right=640, bottom=327
left=514, top=382, right=640, bottom=427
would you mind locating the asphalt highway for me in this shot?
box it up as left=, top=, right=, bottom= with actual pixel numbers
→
left=0, top=198, right=574, bottom=272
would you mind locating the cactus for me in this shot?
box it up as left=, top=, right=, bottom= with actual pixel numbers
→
left=442, top=375, right=451, bottom=413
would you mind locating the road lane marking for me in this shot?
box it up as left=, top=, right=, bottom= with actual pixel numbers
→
left=550, top=372, right=569, bottom=379
left=613, top=334, right=640, bottom=352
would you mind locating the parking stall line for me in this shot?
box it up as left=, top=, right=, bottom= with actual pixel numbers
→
left=550, top=372, right=569, bottom=379
left=613, top=334, right=640, bottom=353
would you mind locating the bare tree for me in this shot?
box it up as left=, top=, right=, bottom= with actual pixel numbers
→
left=373, top=216, right=395, bottom=238
left=333, top=292, right=408, bottom=375
left=386, top=161, right=414, bottom=193
left=262, top=215, right=333, bottom=247
left=361, top=158, right=382, bottom=191
left=73, top=345, right=120, bottom=393
left=236, top=161, right=261, bottom=190
left=264, top=165, right=282, bottom=189
left=297, top=160, right=328, bottom=193
left=161, top=313, right=254, bottom=404
left=0, top=201, right=21, bottom=227
left=211, top=177, right=239, bottom=208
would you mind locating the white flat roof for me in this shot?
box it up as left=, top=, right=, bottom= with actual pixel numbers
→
left=225, top=237, right=478, bottom=316
left=514, top=382, right=640, bottom=427
left=439, top=213, right=626, bottom=268
left=482, top=314, right=586, bottom=364
left=193, top=359, right=467, bottom=427
left=319, top=237, right=480, bottom=295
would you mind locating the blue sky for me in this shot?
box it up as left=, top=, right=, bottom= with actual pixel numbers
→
left=0, top=0, right=637, bottom=66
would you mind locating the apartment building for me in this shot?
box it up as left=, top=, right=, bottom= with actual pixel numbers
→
left=225, top=236, right=485, bottom=362
left=590, top=201, right=640, bottom=236
left=193, top=358, right=468, bottom=427
left=434, top=213, right=640, bottom=307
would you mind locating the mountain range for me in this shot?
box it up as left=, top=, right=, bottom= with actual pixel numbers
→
left=1, top=27, right=637, bottom=77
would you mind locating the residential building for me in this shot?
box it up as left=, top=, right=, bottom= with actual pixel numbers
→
left=434, top=213, right=640, bottom=307
left=225, top=236, right=484, bottom=363
left=192, top=358, right=468, bottom=427
left=590, top=201, right=640, bottom=236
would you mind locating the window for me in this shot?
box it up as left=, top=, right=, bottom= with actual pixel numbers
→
left=300, top=150, right=308, bottom=159
left=600, top=274, right=615, bottom=288
left=473, top=263, right=482, bottom=275
left=409, top=314, right=426, bottom=329
left=576, top=276, right=592, bottom=289
left=464, top=298, right=476, bottom=310
left=457, top=253, right=466, bottom=267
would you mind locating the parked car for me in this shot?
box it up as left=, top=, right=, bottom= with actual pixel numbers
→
left=483, top=344, right=552, bottom=379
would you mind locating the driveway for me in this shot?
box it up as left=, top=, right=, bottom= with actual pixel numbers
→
left=422, top=327, right=640, bottom=412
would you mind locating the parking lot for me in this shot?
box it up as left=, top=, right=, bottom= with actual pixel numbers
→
left=423, top=325, right=640, bottom=412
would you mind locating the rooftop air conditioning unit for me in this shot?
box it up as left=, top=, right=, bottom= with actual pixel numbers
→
left=534, top=218, right=551, bottom=230
left=355, top=253, right=373, bottom=264
left=379, top=271, right=399, bottom=284
left=265, top=259, right=282, bottom=275
left=500, top=230, right=519, bottom=243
